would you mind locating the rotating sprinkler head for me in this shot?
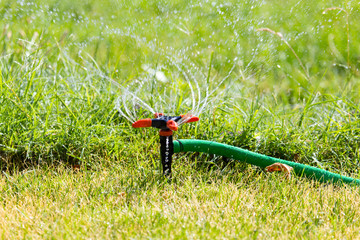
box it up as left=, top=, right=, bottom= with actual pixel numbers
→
left=132, top=113, right=199, bottom=178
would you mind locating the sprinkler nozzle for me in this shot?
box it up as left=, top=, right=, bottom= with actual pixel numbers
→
left=154, top=113, right=164, bottom=118
left=166, top=120, right=178, bottom=131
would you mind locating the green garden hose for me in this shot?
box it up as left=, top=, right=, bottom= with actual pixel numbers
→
left=173, top=139, right=360, bottom=186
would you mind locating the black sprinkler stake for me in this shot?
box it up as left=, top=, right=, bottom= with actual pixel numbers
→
left=159, top=130, right=174, bottom=177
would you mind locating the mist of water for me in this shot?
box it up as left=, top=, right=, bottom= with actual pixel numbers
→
left=113, top=52, right=237, bottom=126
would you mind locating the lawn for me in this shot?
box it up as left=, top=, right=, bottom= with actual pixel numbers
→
left=1, top=0, right=360, bottom=238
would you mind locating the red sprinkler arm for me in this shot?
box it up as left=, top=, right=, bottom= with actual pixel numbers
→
left=132, top=118, right=152, bottom=128
left=180, top=115, right=199, bottom=123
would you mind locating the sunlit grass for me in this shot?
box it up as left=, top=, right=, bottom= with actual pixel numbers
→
left=1, top=166, right=360, bottom=239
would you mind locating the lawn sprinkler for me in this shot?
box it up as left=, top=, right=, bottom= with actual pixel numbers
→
left=131, top=112, right=360, bottom=186
left=132, top=113, right=199, bottom=177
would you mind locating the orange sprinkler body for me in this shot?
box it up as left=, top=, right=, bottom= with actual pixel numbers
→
left=132, top=113, right=199, bottom=177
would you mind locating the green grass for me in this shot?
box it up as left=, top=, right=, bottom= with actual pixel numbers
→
left=1, top=0, right=360, bottom=238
